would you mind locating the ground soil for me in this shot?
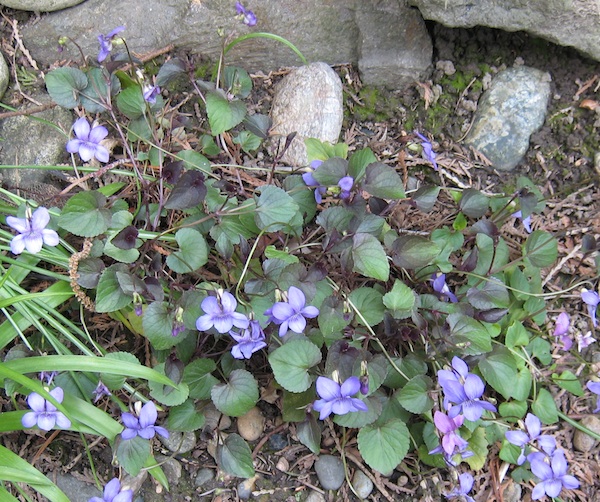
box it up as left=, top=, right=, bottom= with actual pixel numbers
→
left=2, top=14, right=600, bottom=502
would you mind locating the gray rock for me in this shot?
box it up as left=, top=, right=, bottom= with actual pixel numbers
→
left=356, top=0, right=432, bottom=89
left=0, top=52, right=9, bottom=101
left=314, top=454, right=345, bottom=491
left=0, top=99, right=73, bottom=203
left=465, top=66, right=551, bottom=171
left=0, top=0, right=85, bottom=11
left=156, top=456, right=182, bottom=487
left=351, top=470, right=374, bottom=499
left=409, top=0, right=600, bottom=64
left=54, top=473, right=101, bottom=502
left=502, top=481, right=522, bottom=502
left=270, top=62, right=343, bottom=167
left=573, top=415, right=600, bottom=452
left=194, top=467, right=215, bottom=488
left=20, top=0, right=431, bottom=89
left=237, top=476, right=256, bottom=500
left=158, top=430, right=196, bottom=454
left=304, top=491, right=326, bottom=502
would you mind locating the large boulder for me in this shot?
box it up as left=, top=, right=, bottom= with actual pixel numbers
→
left=409, top=0, right=600, bottom=63
left=20, top=0, right=432, bottom=89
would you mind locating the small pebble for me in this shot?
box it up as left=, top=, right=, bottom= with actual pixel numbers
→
left=159, top=430, right=196, bottom=454
left=314, top=455, right=345, bottom=490
left=237, top=475, right=258, bottom=500
left=502, top=481, right=522, bottom=502
left=156, top=456, right=182, bottom=487
left=268, top=433, right=288, bottom=451
left=304, top=490, right=326, bottom=502
left=237, top=406, right=265, bottom=441
left=352, top=470, right=374, bottom=499
left=194, top=468, right=214, bottom=488
left=574, top=415, right=600, bottom=452
left=276, top=457, right=289, bottom=472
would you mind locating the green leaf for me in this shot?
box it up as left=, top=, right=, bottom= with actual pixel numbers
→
left=466, top=278, right=509, bottom=310
left=312, top=157, right=349, bottom=186
left=411, top=185, right=440, bottom=212
left=166, top=228, right=209, bottom=273
left=525, top=230, right=558, bottom=267
left=464, top=427, right=488, bottom=470
left=116, top=85, right=146, bottom=119
left=397, top=375, right=434, bottom=414
left=383, top=280, right=416, bottom=319
left=391, top=235, right=440, bottom=269
left=348, top=148, right=377, bottom=181
left=282, top=388, right=315, bottom=422
left=218, top=433, right=255, bottom=478
left=80, top=67, right=120, bottom=113
left=459, top=188, right=489, bottom=218
left=448, top=314, right=492, bottom=355
left=95, top=263, right=133, bottom=313
left=116, top=436, right=150, bottom=476
left=511, top=367, right=533, bottom=402
left=176, top=149, right=211, bottom=174
left=531, top=388, right=558, bottom=424
left=357, top=419, right=410, bottom=476
left=45, top=67, right=87, bottom=109
left=206, top=90, right=246, bottom=135
left=478, top=349, right=518, bottom=400
left=101, top=352, right=139, bottom=390
left=58, top=191, right=111, bottom=237
left=333, top=394, right=381, bottom=428
left=156, top=58, right=186, bottom=87
left=552, top=370, right=584, bottom=397
left=142, top=302, right=189, bottom=350
left=223, top=66, right=253, bottom=98
left=268, top=340, right=322, bottom=393
left=183, top=358, right=219, bottom=400
left=149, top=363, right=190, bottom=406
left=351, top=233, right=389, bottom=281
left=167, top=399, right=206, bottom=432
left=297, top=415, right=322, bottom=454
left=526, top=337, right=552, bottom=365
left=233, top=130, right=262, bottom=153
left=211, top=369, right=258, bottom=417
left=318, top=295, right=349, bottom=345
left=362, top=162, right=405, bottom=199
left=348, top=287, right=384, bottom=326
left=500, top=440, right=523, bottom=465
left=305, top=138, right=348, bottom=161
left=499, top=400, right=528, bottom=421
left=505, top=321, right=530, bottom=348
left=254, top=185, right=299, bottom=232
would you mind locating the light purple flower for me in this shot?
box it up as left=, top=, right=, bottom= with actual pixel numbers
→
left=93, top=380, right=112, bottom=403
left=505, top=413, right=552, bottom=465
left=97, top=26, right=125, bottom=62
left=581, top=288, right=600, bottom=327
left=512, top=210, right=532, bottom=233
left=432, top=273, right=458, bottom=303
left=577, top=330, right=596, bottom=352
left=121, top=401, right=169, bottom=441
left=529, top=449, right=579, bottom=500
left=40, top=370, right=58, bottom=386
left=21, top=387, right=71, bottom=431
left=444, top=472, right=475, bottom=502
left=143, top=84, right=161, bottom=104
left=586, top=380, right=600, bottom=413
left=269, top=286, right=319, bottom=336
left=338, top=176, right=354, bottom=200
left=415, top=131, right=438, bottom=170
left=312, top=376, right=368, bottom=420
left=429, top=411, right=469, bottom=457
left=553, top=312, right=572, bottom=350
left=230, top=320, right=267, bottom=359
left=196, top=290, right=249, bottom=334
left=66, top=117, right=110, bottom=163
left=235, top=1, right=257, bottom=26
left=89, top=477, right=133, bottom=502
left=302, top=160, right=326, bottom=203
left=6, top=207, right=59, bottom=255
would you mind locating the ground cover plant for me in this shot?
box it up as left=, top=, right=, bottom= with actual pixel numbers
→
left=0, top=4, right=599, bottom=501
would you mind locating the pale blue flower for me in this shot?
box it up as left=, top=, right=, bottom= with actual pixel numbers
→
left=22, top=387, right=71, bottom=431
left=313, top=376, right=368, bottom=420
left=66, top=117, right=110, bottom=163
left=6, top=207, right=59, bottom=255
left=196, top=290, right=249, bottom=333
left=88, top=477, right=133, bottom=502
left=121, top=401, right=168, bottom=440
left=98, top=26, right=125, bottom=62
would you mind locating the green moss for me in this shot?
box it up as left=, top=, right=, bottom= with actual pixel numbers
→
left=347, top=86, right=401, bottom=122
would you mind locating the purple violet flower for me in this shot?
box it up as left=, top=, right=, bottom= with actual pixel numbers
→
left=196, top=290, right=249, bottom=334
left=143, top=84, right=161, bottom=104
left=21, top=387, right=71, bottom=431
left=432, top=273, right=458, bottom=303
left=121, top=401, right=169, bottom=441
left=444, top=472, right=475, bottom=502
left=6, top=207, right=59, bottom=255
left=581, top=288, right=600, bottom=327
left=586, top=380, right=600, bottom=413
left=89, top=477, right=133, bottom=502
left=577, top=330, right=596, bottom=352
left=66, top=117, right=110, bottom=163
left=97, top=26, right=125, bottom=62
left=235, top=1, right=257, bottom=26
left=230, top=320, right=267, bottom=359
left=429, top=411, right=469, bottom=457
left=338, top=176, right=354, bottom=200
left=312, top=375, right=368, bottom=420
left=302, top=160, right=326, bottom=203
left=415, top=131, right=438, bottom=170
left=93, top=380, right=112, bottom=403
left=40, top=370, right=58, bottom=386
left=504, top=413, right=554, bottom=465
left=529, top=449, right=579, bottom=500
left=269, top=286, right=319, bottom=336
left=553, top=312, right=572, bottom=350
left=512, top=210, right=532, bottom=233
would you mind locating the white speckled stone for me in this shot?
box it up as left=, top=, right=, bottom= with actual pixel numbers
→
left=0, top=0, right=85, bottom=12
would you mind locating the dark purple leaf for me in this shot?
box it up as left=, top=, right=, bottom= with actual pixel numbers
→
left=164, top=170, right=207, bottom=209
left=111, top=225, right=139, bottom=250
left=162, top=161, right=184, bottom=183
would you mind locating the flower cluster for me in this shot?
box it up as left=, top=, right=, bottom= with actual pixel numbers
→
left=504, top=413, right=579, bottom=499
